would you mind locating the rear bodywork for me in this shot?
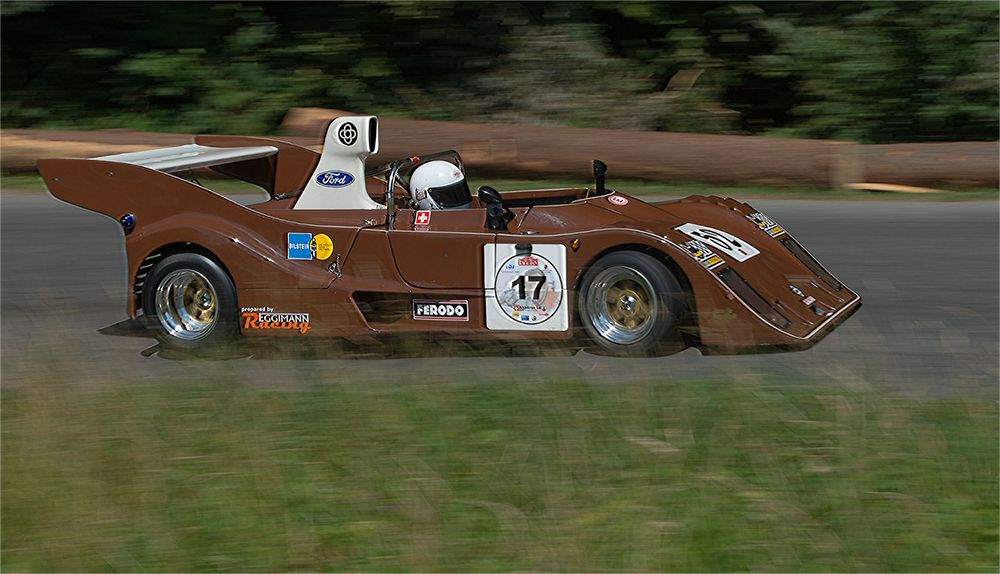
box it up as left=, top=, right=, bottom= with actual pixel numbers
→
left=37, top=119, right=860, bottom=355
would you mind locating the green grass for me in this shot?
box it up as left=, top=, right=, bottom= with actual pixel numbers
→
left=6, top=171, right=997, bottom=201
left=0, top=173, right=46, bottom=192
left=2, top=367, right=996, bottom=572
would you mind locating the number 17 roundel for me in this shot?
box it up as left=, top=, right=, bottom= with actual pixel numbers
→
left=494, top=252, right=563, bottom=325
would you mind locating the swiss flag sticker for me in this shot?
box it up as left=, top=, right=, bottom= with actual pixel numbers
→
left=415, top=210, right=431, bottom=225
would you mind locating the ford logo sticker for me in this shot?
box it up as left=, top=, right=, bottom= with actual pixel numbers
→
left=316, top=170, right=355, bottom=188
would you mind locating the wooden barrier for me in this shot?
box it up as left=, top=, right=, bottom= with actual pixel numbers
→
left=3, top=108, right=996, bottom=189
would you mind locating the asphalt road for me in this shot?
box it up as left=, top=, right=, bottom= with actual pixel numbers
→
left=2, top=194, right=997, bottom=398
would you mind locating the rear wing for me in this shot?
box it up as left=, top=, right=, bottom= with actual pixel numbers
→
left=37, top=138, right=302, bottom=221
left=95, top=144, right=278, bottom=173
left=75, top=134, right=324, bottom=200
left=38, top=120, right=387, bottom=211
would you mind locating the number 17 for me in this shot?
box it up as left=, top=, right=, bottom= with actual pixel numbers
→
left=513, top=275, right=546, bottom=299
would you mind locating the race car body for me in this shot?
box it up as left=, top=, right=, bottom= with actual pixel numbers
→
left=37, top=115, right=861, bottom=356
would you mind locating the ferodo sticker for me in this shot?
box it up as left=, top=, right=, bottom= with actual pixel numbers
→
left=746, top=212, right=785, bottom=237
left=494, top=252, right=563, bottom=325
left=675, top=223, right=759, bottom=262
left=413, top=300, right=469, bottom=321
left=288, top=232, right=334, bottom=261
left=681, top=239, right=725, bottom=270
left=241, top=307, right=310, bottom=333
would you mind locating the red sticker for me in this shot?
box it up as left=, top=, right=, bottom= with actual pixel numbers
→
left=415, top=210, right=431, bottom=225
left=608, top=195, right=628, bottom=206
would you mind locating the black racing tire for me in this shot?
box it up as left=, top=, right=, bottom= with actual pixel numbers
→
left=141, top=252, right=238, bottom=351
left=577, top=251, right=685, bottom=357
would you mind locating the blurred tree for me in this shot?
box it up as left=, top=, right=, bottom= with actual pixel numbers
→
left=1, top=1, right=996, bottom=142
left=750, top=1, right=999, bottom=143
left=385, top=2, right=742, bottom=133
left=1, top=2, right=400, bottom=133
left=2, top=3, right=240, bottom=130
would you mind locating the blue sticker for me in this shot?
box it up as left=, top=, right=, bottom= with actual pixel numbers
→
left=315, top=170, right=355, bottom=188
left=288, top=233, right=312, bottom=260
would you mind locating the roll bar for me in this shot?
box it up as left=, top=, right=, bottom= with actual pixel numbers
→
left=372, top=150, right=465, bottom=229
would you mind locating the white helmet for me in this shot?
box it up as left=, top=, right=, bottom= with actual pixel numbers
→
left=409, top=161, right=471, bottom=210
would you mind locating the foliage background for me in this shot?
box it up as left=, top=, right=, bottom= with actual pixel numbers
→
left=2, top=1, right=997, bottom=143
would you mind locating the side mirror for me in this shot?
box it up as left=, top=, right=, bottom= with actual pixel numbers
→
left=478, top=186, right=503, bottom=205
left=479, top=186, right=513, bottom=231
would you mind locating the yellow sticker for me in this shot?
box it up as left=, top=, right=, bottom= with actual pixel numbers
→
left=310, top=233, right=334, bottom=260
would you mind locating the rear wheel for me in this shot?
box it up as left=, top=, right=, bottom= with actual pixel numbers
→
left=141, top=252, right=237, bottom=350
left=578, top=251, right=685, bottom=356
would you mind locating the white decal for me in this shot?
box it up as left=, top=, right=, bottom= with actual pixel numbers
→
left=675, top=223, right=759, bottom=262
left=608, top=195, right=628, bottom=206
left=484, top=244, right=568, bottom=331
left=680, top=239, right=726, bottom=270
left=494, top=252, right=563, bottom=325
left=413, top=300, right=469, bottom=321
left=746, top=212, right=785, bottom=237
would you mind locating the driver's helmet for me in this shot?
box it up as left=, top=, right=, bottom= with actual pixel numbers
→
left=409, top=160, right=471, bottom=210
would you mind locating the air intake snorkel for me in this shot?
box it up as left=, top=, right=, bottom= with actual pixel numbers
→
left=593, top=160, right=608, bottom=195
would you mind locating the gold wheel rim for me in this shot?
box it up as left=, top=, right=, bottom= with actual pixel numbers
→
left=155, top=270, right=218, bottom=340
left=604, top=279, right=652, bottom=330
left=585, top=265, right=658, bottom=345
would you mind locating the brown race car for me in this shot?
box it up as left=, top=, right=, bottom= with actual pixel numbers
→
left=37, top=115, right=860, bottom=356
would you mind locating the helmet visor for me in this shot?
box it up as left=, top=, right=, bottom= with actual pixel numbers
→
left=429, top=179, right=472, bottom=208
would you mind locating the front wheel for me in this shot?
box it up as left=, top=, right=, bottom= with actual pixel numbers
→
left=141, top=252, right=238, bottom=350
left=578, top=251, right=685, bottom=356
